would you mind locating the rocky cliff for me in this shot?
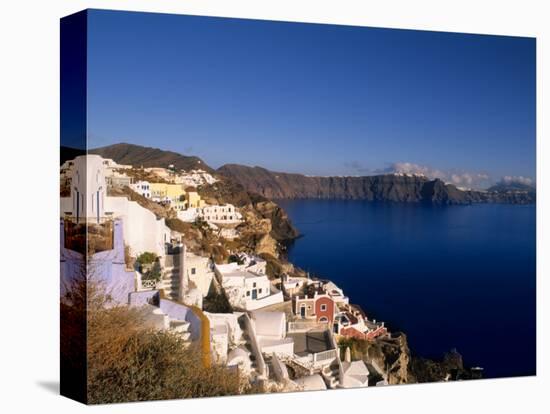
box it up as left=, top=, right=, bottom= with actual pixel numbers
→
left=218, top=164, right=535, bottom=205
left=198, top=177, right=300, bottom=242
left=341, top=333, right=482, bottom=385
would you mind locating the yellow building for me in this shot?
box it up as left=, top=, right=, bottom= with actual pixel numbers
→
left=150, top=183, right=186, bottom=207
left=186, top=191, right=206, bottom=208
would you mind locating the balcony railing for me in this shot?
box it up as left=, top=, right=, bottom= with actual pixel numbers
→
left=288, top=348, right=337, bottom=372
left=313, top=349, right=337, bottom=363
left=141, top=279, right=158, bottom=290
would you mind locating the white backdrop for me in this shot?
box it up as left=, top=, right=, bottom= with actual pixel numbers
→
left=0, top=0, right=547, bottom=412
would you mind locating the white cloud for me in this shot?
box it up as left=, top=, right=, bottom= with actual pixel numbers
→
left=450, top=172, right=490, bottom=186
left=380, top=162, right=491, bottom=189
left=500, top=175, right=533, bottom=186
left=390, top=162, right=446, bottom=179
left=346, top=160, right=532, bottom=190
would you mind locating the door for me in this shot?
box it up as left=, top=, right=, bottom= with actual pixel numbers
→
left=300, top=305, right=306, bottom=318
left=96, top=190, right=100, bottom=223
left=251, top=289, right=257, bottom=300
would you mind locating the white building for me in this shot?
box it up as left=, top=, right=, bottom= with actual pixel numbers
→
left=174, top=169, right=218, bottom=187
left=282, top=276, right=308, bottom=296
left=217, top=269, right=275, bottom=311
left=60, top=155, right=171, bottom=258
left=250, top=311, right=294, bottom=357
left=205, top=312, right=244, bottom=364
left=322, top=280, right=349, bottom=305
left=60, top=155, right=106, bottom=223
left=177, top=207, right=199, bottom=222
left=214, top=258, right=283, bottom=311
left=177, top=204, right=243, bottom=225
left=101, top=157, right=132, bottom=171
left=182, top=250, right=215, bottom=298
left=144, top=167, right=171, bottom=179
left=201, top=204, right=243, bottom=224
left=130, top=180, right=151, bottom=198
left=234, top=253, right=268, bottom=274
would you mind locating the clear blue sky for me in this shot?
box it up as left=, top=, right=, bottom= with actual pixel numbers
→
left=87, top=9, right=536, bottom=188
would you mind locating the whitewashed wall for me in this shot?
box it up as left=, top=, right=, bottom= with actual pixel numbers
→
left=104, top=197, right=171, bottom=257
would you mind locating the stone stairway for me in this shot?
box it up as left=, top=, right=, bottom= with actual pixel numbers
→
left=169, top=319, right=192, bottom=345
left=242, top=333, right=257, bottom=370
left=159, top=253, right=181, bottom=300
left=238, top=316, right=261, bottom=376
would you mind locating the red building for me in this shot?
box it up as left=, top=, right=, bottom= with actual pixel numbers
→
left=294, top=292, right=337, bottom=325
left=314, top=295, right=336, bottom=324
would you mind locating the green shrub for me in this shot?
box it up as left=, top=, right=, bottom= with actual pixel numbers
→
left=136, top=252, right=158, bottom=266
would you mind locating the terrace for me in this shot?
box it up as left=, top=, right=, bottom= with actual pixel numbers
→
left=287, top=329, right=333, bottom=357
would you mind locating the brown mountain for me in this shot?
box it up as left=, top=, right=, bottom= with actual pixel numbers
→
left=60, top=146, right=85, bottom=165
left=69, top=143, right=534, bottom=205
left=89, top=143, right=213, bottom=172
left=217, top=164, right=535, bottom=205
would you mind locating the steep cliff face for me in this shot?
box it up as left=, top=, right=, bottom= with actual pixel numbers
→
left=341, top=332, right=412, bottom=384
left=218, top=164, right=429, bottom=201
left=199, top=178, right=300, bottom=241
left=253, top=200, right=300, bottom=241
left=341, top=333, right=482, bottom=385
left=218, top=164, right=535, bottom=205
left=367, top=333, right=412, bottom=385
left=420, top=178, right=470, bottom=205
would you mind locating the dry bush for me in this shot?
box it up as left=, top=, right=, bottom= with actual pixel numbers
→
left=85, top=282, right=245, bottom=403
left=87, top=307, right=246, bottom=403
left=62, top=267, right=248, bottom=404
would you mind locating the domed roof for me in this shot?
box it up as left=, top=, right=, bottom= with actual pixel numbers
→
left=227, top=347, right=251, bottom=371
left=227, top=347, right=249, bottom=362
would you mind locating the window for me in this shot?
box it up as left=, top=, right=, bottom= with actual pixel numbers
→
left=319, top=317, right=328, bottom=323
left=258, top=288, right=262, bottom=294
left=191, top=268, right=196, bottom=275
left=320, top=304, right=327, bottom=312
left=253, top=282, right=256, bottom=288
left=246, top=291, right=250, bottom=296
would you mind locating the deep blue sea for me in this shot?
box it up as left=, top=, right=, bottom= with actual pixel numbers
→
left=277, top=200, right=536, bottom=379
